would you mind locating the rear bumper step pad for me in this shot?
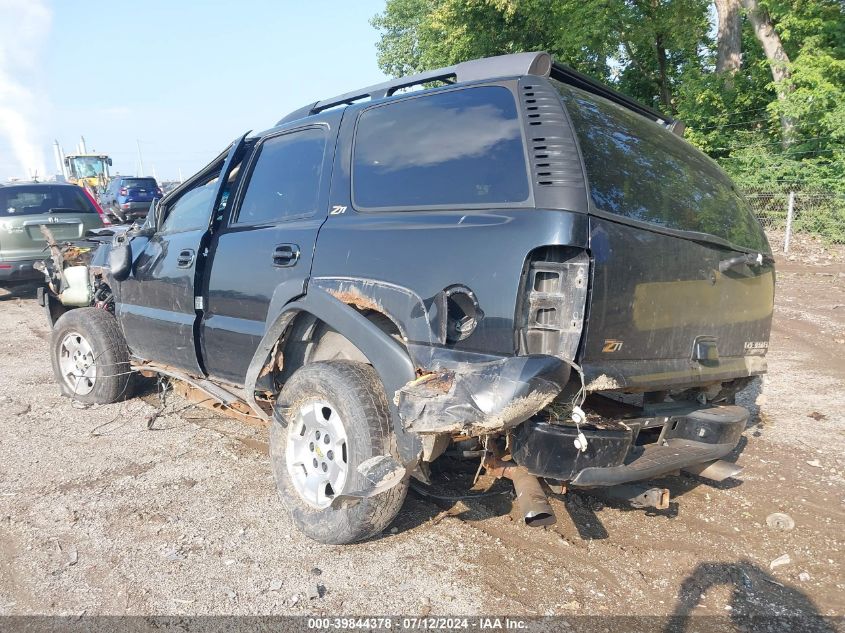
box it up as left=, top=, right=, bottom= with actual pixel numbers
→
left=570, top=439, right=734, bottom=486
left=513, top=403, right=748, bottom=486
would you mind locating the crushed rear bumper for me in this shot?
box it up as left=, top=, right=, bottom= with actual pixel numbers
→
left=396, top=354, right=570, bottom=436
left=512, top=403, right=748, bottom=486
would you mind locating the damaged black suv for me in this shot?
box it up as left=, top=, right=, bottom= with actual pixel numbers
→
left=39, top=52, right=774, bottom=544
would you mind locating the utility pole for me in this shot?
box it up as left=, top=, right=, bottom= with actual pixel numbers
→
left=136, top=139, right=145, bottom=177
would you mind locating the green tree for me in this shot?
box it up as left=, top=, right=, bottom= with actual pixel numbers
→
left=372, top=0, right=845, bottom=200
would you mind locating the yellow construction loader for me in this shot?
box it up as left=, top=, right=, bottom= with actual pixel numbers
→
left=63, top=153, right=112, bottom=191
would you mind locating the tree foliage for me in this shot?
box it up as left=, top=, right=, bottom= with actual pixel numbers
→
left=372, top=0, right=845, bottom=194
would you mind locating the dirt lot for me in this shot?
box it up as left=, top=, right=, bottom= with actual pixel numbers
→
left=0, top=238, right=843, bottom=623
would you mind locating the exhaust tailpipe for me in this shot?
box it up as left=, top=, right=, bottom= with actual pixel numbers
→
left=506, top=466, right=556, bottom=527
left=483, top=455, right=556, bottom=527
left=505, top=466, right=557, bottom=527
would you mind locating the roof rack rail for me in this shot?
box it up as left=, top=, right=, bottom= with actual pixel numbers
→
left=276, top=51, right=680, bottom=134
left=277, top=51, right=552, bottom=125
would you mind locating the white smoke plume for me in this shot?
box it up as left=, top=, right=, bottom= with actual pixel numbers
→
left=0, top=0, right=51, bottom=180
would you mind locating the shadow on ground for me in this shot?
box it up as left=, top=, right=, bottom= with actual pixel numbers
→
left=0, top=281, right=43, bottom=301
left=665, top=560, right=837, bottom=633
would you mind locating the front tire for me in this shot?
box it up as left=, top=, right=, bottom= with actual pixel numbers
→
left=270, top=361, right=407, bottom=544
left=50, top=308, right=131, bottom=404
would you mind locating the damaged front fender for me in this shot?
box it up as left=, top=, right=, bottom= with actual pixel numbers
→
left=396, top=354, right=570, bottom=435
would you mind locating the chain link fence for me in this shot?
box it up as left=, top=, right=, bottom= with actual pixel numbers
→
left=743, top=189, right=845, bottom=252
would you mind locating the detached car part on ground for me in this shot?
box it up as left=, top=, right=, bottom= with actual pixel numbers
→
left=38, top=52, right=774, bottom=544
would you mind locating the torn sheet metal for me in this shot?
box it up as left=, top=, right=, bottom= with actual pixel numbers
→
left=396, top=354, right=569, bottom=435
left=312, top=277, right=435, bottom=348
left=329, top=454, right=408, bottom=509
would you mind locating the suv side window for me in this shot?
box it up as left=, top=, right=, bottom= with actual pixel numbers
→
left=352, top=86, right=529, bottom=210
left=235, top=128, right=327, bottom=225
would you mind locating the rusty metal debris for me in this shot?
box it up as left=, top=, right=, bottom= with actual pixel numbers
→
left=577, top=483, right=670, bottom=510
left=327, top=287, right=385, bottom=314
left=169, top=380, right=266, bottom=428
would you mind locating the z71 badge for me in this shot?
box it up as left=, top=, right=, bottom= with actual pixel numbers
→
left=602, top=339, right=624, bottom=353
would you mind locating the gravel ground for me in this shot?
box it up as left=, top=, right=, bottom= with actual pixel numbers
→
left=0, top=248, right=843, bottom=620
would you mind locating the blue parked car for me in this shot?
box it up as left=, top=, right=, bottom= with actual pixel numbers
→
left=100, top=176, right=162, bottom=223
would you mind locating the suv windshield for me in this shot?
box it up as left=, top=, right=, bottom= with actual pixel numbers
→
left=69, top=157, right=107, bottom=179
left=555, top=82, right=768, bottom=252
left=0, top=185, right=97, bottom=216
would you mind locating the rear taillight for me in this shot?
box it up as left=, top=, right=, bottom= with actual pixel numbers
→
left=82, top=187, right=111, bottom=226
left=517, top=247, right=589, bottom=358
left=119, top=187, right=128, bottom=195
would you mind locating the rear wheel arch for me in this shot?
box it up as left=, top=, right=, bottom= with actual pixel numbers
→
left=243, top=287, right=421, bottom=464
left=277, top=309, right=403, bottom=384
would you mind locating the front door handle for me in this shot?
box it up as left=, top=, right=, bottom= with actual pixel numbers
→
left=273, top=243, right=300, bottom=267
left=176, top=249, right=195, bottom=268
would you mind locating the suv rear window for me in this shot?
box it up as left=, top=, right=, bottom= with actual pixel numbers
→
left=0, top=185, right=97, bottom=216
left=121, top=178, right=157, bottom=189
left=353, top=86, right=529, bottom=209
left=555, top=82, right=768, bottom=252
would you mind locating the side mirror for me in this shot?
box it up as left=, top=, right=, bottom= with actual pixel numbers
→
left=107, top=158, right=113, bottom=166
left=109, top=237, right=132, bottom=281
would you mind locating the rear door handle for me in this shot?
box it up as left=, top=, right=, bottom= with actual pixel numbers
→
left=177, top=249, right=195, bottom=268
left=273, top=243, right=300, bottom=267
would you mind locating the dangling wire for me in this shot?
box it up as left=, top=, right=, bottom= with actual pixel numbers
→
left=473, top=435, right=489, bottom=485
left=563, top=359, right=589, bottom=452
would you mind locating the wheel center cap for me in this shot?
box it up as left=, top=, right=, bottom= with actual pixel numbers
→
left=314, top=445, right=324, bottom=458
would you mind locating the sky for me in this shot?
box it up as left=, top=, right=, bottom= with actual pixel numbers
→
left=0, top=0, right=390, bottom=182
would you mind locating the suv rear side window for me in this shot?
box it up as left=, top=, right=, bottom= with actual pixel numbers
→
left=0, top=186, right=96, bottom=216
left=555, top=82, right=768, bottom=252
left=353, top=86, right=529, bottom=209
left=235, top=128, right=327, bottom=225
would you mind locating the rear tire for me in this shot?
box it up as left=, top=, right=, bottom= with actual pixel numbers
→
left=269, top=360, right=407, bottom=544
left=50, top=308, right=131, bottom=404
